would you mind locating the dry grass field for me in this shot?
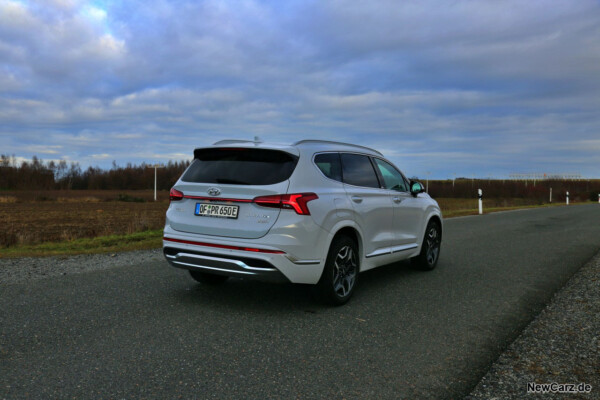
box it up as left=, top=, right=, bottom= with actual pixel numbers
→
left=0, top=188, right=594, bottom=257
left=0, top=190, right=168, bottom=248
left=436, top=197, right=556, bottom=217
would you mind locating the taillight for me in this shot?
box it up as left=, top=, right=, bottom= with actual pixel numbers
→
left=253, top=193, right=318, bottom=215
left=170, top=188, right=183, bottom=201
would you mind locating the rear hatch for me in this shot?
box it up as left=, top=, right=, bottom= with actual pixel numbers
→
left=168, top=147, right=298, bottom=239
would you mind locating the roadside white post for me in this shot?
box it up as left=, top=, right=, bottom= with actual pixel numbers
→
left=478, top=189, right=483, bottom=215
left=566, top=191, right=569, bottom=205
left=147, top=164, right=165, bottom=201
left=598, top=193, right=600, bottom=203
left=549, top=187, right=552, bottom=203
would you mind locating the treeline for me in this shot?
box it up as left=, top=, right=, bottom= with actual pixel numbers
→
left=427, top=178, right=600, bottom=203
left=2, top=155, right=598, bottom=201
left=0, top=155, right=190, bottom=190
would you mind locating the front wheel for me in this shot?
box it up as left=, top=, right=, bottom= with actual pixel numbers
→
left=411, top=220, right=442, bottom=271
left=316, top=236, right=359, bottom=306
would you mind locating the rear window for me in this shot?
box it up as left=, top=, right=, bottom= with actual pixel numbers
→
left=314, top=153, right=342, bottom=182
left=181, top=148, right=298, bottom=185
left=340, top=153, right=380, bottom=188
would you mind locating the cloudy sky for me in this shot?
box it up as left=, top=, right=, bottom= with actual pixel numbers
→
left=1, top=0, right=599, bottom=178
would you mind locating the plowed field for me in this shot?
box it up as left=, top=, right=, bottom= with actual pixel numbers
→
left=0, top=190, right=168, bottom=247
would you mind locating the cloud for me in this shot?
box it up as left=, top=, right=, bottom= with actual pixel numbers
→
left=1, top=0, right=600, bottom=177
left=0, top=0, right=126, bottom=96
left=25, top=145, right=63, bottom=155
left=90, top=153, right=111, bottom=160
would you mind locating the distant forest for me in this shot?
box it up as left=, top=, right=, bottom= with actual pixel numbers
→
left=1, top=154, right=598, bottom=202
left=0, top=155, right=190, bottom=190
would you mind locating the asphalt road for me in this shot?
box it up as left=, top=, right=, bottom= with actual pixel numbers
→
left=2, top=204, right=600, bottom=399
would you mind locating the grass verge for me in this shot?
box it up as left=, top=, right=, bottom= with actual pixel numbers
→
left=443, top=202, right=553, bottom=218
left=440, top=201, right=589, bottom=218
left=0, top=229, right=162, bottom=258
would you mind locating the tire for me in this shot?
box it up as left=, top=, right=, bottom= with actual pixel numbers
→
left=411, top=220, right=442, bottom=271
left=189, top=270, right=229, bottom=284
left=316, top=236, right=359, bottom=306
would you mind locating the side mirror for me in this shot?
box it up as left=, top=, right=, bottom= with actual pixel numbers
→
left=410, top=181, right=425, bottom=197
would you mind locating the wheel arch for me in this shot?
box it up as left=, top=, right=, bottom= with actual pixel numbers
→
left=427, top=214, right=443, bottom=241
left=327, top=224, right=364, bottom=270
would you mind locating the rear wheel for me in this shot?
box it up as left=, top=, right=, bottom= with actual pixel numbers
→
left=189, top=270, right=229, bottom=284
left=317, top=236, right=359, bottom=306
left=411, top=220, right=441, bottom=271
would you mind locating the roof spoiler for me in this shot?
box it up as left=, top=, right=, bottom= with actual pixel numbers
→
left=213, top=136, right=263, bottom=146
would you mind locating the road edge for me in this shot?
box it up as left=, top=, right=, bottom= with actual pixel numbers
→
left=466, top=251, right=600, bottom=399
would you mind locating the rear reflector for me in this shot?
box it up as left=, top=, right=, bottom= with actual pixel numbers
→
left=253, top=193, right=318, bottom=215
left=183, top=195, right=252, bottom=203
left=163, top=237, right=286, bottom=254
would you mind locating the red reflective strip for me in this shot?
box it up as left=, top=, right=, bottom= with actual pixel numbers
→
left=183, top=196, right=252, bottom=203
left=163, top=237, right=285, bottom=254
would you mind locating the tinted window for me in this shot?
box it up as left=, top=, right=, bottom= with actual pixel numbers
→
left=182, top=148, right=298, bottom=185
left=340, top=153, right=380, bottom=188
left=314, top=153, right=342, bottom=182
left=373, top=158, right=408, bottom=192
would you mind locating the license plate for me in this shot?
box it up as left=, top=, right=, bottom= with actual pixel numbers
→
left=195, top=203, right=239, bottom=219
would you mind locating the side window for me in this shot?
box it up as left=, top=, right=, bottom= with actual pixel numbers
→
left=314, top=153, right=342, bottom=182
left=373, top=158, right=408, bottom=192
left=340, top=153, right=380, bottom=188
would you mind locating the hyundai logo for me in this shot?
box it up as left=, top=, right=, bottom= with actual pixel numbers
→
left=207, top=187, right=221, bottom=196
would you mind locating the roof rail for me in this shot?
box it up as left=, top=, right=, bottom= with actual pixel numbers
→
left=293, top=140, right=383, bottom=156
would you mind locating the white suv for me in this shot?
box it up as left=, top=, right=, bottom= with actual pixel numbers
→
left=163, top=140, right=442, bottom=305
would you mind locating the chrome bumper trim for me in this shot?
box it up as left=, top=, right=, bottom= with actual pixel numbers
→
left=169, top=252, right=278, bottom=272
left=292, top=259, right=321, bottom=265
left=171, top=260, right=255, bottom=275
left=163, top=248, right=289, bottom=283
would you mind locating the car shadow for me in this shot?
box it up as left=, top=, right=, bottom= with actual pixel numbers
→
left=170, top=259, right=432, bottom=313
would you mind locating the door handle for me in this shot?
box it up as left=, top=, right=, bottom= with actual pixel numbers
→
left=393, top=196, right=403, bottom=203
left=351, top=196, right=363, bottom=204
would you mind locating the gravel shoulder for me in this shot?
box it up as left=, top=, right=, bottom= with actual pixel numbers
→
left=0, top=249, right=163, bottom=285
left=467, top=252, right=600, bottom=399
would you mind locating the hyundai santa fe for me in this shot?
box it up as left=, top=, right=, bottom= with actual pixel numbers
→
left=163, top=139, right=442, bottom=305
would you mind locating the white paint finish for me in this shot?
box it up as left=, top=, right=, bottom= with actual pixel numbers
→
left=343, top=184, right=395, bottom=258
left=167, top=180, right=289, bottom=239
left=163, top=140, right=443, bottom=285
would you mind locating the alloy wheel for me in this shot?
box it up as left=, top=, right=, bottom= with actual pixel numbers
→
left=426, top=225, right=441, bottom=266
left=332, top=245, right=357, bottom=297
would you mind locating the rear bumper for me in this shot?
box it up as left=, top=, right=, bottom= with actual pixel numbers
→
left=162, top=228, right=326, bottom=284
left=163, top=247, right=290, bottom=283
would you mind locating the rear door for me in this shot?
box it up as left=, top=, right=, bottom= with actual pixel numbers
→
left=340, top=153, right=394, bottom=257
left=167, top=148, right=297, bottom=239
